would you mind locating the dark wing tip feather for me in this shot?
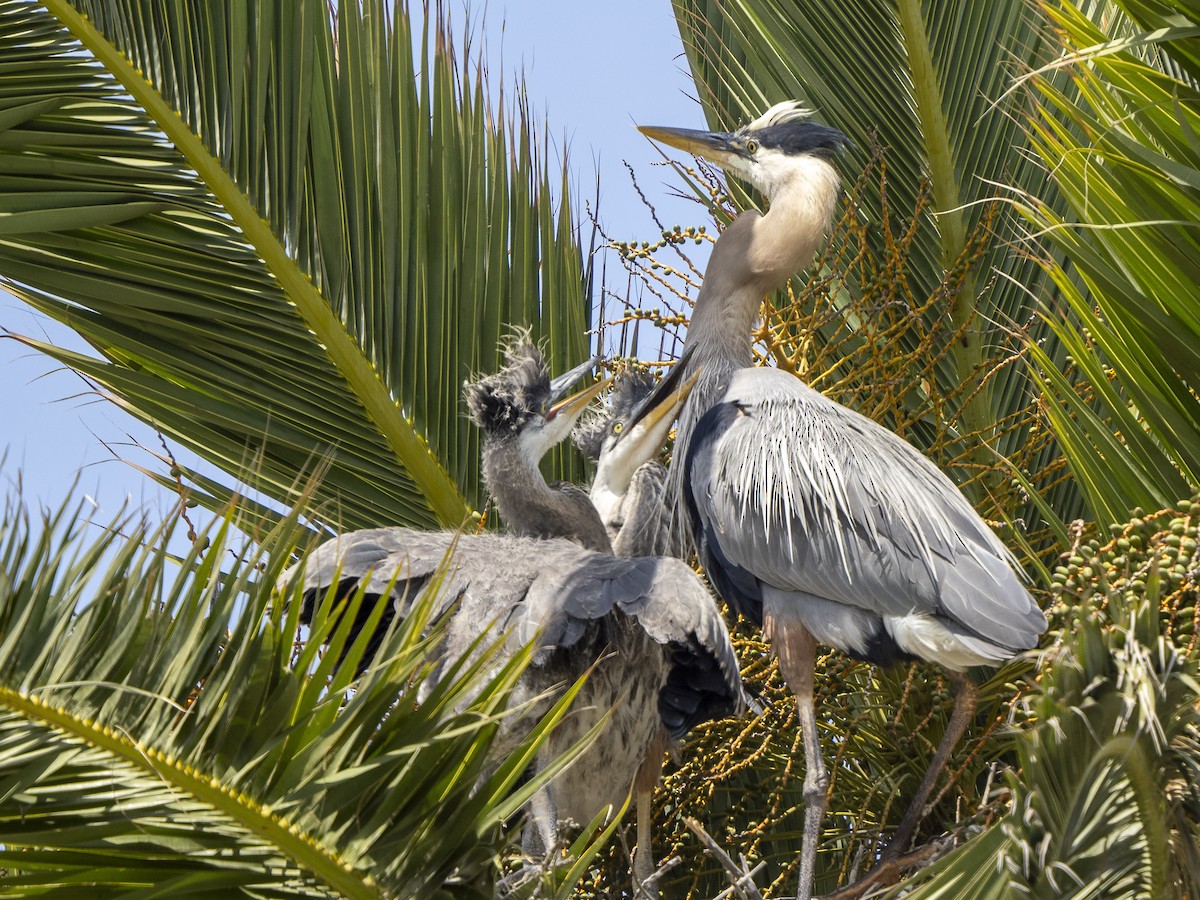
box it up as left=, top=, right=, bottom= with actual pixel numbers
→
left=659, top=639, right=742, bottom=739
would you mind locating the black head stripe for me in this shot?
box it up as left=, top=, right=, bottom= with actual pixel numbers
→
left=753, top=122, right=849, bottom=158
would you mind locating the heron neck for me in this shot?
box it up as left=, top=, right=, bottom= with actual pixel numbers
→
left=682, top=160, right=841, bottom=417
left=482, top=440, right=613, bottom=554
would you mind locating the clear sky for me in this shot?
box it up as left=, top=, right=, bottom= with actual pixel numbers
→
left=0, top=1, right=707, bottom=523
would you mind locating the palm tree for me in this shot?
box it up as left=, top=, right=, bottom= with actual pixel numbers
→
left=4, top=0, right=1200, bottom=897
left=0, top=0, right=593, bottom=536
left=0, top=0, right=607, bottom=894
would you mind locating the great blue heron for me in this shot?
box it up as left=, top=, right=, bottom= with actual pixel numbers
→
left=574, top=367, right=692, bottom=557
left=466, top=336, right=704, bottom=887
left=464, top=337, right=613, bottom=553
left=287, top=339, right=743, bottom=889
left=638, top=102, right=1047, bottom=899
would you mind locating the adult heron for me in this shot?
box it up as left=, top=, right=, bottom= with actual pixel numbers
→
left=638, top=102, right=1047, bottom=898
left=287, top=339, right=742, bottom=889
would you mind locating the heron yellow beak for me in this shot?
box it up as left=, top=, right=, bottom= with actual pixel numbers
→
left=622, top=370, right=701, bottom=442
left=546, top=376, right=612, bottom=423
left=638, top=124, right=740, bottom=167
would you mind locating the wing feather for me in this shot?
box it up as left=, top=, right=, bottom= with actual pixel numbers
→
left=283, top=528, right=745, bottom=732
left=689, top=368, right=1044, bottom=654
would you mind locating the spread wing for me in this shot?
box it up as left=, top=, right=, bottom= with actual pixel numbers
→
left=685, top=367, right=1045, bottom=655
left=282, top=528, right=745, bottom=735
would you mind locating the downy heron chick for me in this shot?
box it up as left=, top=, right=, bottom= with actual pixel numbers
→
left=574, top=365, right=693, bottom=558
left=286, top=341, right=744, bottom=884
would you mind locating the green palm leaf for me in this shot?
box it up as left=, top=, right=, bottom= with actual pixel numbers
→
left=1019, top=0, right=1200, bottom=523
left=903, top=506, right=1200, bottom=899
left=0, top=483, right=604, bottom=897
left=0, top=0, right=592, bottom=532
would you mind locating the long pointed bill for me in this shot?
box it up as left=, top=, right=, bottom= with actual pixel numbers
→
left=549, top=355, right=601, bottom=402
left=610, top=349, right=702, bottom=475
left=624, top=345, right=698, bottom=437
left=637, top=124, right=741, bottom=167
left=617, top=367, right=701, bottom=454
left=546, top=376, right=612, bottom=425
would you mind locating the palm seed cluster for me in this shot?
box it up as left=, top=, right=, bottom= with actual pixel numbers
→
left=1050, top=497, right=1200, bottom=650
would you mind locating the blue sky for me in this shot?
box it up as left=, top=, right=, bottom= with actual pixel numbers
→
left=0, top=1, right=708, bottom=523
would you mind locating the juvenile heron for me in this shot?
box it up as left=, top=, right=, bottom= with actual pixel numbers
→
left=287, top=340, right=743, bottom=887
left=467, top=337, right=704, bottom=887
left=465, top=336, right=613, bottom=553
left=638, top=102, right=1047, bottom=898
left=574, top=365, right=693, bottom=557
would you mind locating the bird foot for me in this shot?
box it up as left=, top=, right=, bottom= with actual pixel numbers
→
left=495, top=862, right=544, bottom=898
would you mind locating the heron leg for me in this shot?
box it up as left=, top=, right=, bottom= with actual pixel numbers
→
left=766, top=616, right=826, bottom=900
left=884, top=669, right=977, bottom=860
left=632, top=731, right=666, bottom=894
left=522, top=779, right=559, bottom=862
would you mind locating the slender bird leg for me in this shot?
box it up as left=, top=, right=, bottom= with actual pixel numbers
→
left=632, top=730, right=667, bottom=894
left=766, top=616, right=826, bottom=900
left=522, top=779, right=559, bottom=862
left=883, top=670, right=977, bottom=860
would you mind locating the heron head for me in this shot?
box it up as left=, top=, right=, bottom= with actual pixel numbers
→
left=573, top=369, right=658, bottom=462
left=464, top=334, right=608, bottom=464
left=581, top=359, right=701, bottom=494
left=638, top=101, right=849, bottom=201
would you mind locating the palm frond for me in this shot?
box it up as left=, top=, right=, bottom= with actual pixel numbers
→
left=1018, top=0, right=1200, bottom=522
left=0, top=0, right=593, bottom=532
left=0, top=483, right=605, bottom=897
left=904, top=502, right=1200, bottom=899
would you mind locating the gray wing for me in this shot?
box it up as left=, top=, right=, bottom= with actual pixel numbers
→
left=283, top=527, right=465, bottom=617
left=534, top=549, right=746, bottom=736
left=611, top=461, right=670, bottom=557
left=687, top=367, right=1045, bottom=655
left=283, top=528, right=745, bottom=734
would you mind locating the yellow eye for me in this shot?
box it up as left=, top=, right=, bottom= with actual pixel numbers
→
left=746, top=138, right=759, bottom=154
left=612, top=422, right=624, bottom=434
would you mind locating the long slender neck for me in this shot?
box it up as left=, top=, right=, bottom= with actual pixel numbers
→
left=682, top=161, right=840, bottom=416
left=482, top=439, right=613, bottom=554
left=667, top=159, right=841, bottom=552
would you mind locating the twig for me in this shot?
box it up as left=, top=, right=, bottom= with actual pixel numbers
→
left=821, top=839, right=945, bottom=900
left=683, top=817, right=765, bottom=900
left=633, top=855, right=682, bottom=899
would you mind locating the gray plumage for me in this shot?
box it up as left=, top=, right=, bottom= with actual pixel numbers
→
left=575, top=368, right=693, bottom=559
left=687, top=367, right=1045, bottom=668
left=574, top=371, right=671, bottom=557
left=290, top=527, right=743, bottom=761
left=465, top=334, right=613, bottom=554
left=640, top=101, right=1046, bottom=898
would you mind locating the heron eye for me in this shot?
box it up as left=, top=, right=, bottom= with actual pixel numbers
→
left=612, top=422, right=624, bottom=435
left=746, top=138, right=759, bottom=154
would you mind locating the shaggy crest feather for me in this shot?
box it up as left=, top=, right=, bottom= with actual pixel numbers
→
left=463, top=331, right=551, bottom=435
